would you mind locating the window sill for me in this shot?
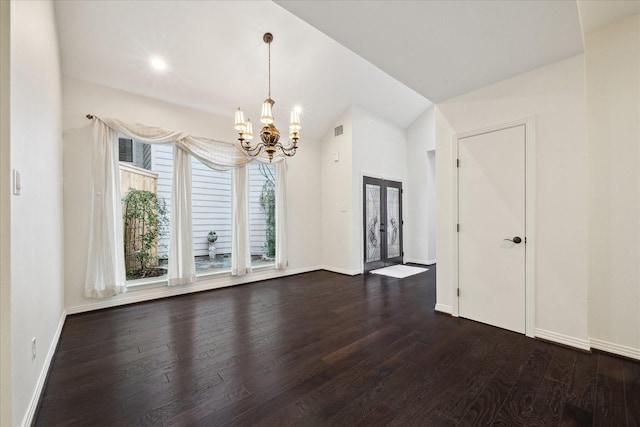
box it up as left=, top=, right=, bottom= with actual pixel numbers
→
left=125, top=263, right=275, bottom=291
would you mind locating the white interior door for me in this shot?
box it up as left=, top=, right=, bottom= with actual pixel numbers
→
left=458, top=125, right=526, bottom=334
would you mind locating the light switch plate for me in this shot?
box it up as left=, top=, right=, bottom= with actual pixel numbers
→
left=12, top=169, right=20, bottom=195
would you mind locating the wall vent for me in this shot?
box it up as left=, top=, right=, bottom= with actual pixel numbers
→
left=334, top=125, right=343, bottom=137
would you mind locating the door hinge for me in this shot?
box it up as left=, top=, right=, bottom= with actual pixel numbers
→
left=457, top=288, right=460, bottom=297
left=456, top=159, right=460, bottom=168
left=456, top=224, right=460, bottom=232
left=525, top=237, right=527, bottom=244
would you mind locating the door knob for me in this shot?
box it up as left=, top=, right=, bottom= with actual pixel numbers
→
left=503, top=236, right=522, bottom=244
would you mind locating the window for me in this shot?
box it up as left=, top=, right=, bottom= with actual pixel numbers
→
left=120, top=142, right=172, bottom=282
left=118, top=138, right=133, bottom=163
left=249, top=162, right=276, bottom=267
left=120, top=141, right=276, bottom=283
left=191, top=157, right=232, bottom=274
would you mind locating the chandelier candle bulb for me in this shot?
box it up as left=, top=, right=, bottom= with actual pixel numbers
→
left=289, top=110, right=301, bottom=127
left=244, top=120, right=253, bottom=140
left=260, top=99, right=275, bottom=124
left=234, top=108, right=246, bottom=131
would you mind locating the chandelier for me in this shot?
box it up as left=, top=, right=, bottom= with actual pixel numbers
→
left=234, top=33, right=300, bottom=162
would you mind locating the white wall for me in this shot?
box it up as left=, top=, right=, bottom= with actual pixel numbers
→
left=0, top=2, right=11, bottom=424
left=320, top=108, right=355, bottom=274
left=406, top=106, right=437, bottom=265
left=586, top=15, right=640, bottom=358
left=436, top=55, right=589, bottom=346
left=352, top=106, right=409, bottom=272
left=320, top=106, right=410, bottom=274
left=63, top=77, right=322, bottom=312
left=8, top=1, right=65, bottom=425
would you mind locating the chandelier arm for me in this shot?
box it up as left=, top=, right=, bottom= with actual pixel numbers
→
left=275, top=141, right=298, bottom=151
left=281, top=148, right=297, bottom=157
left=245, top=144, right=265, bottom=157
left=275, top=142, right=298, bottom=156
left=240, top=138, right=265, bottom=157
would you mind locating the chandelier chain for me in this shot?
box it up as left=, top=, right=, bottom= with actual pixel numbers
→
left=268, top=40, right=271, bottom=100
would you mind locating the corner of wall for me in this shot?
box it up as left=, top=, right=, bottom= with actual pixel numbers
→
left=0, top=1, right=13, bottom=424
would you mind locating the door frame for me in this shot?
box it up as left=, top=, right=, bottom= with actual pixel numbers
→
left=451, top=117, right=536, bottom=338
left=359, top=172, right=404, bottom=274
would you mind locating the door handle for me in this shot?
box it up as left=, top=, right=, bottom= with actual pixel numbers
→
left=503, top=236, right=522, bottom=244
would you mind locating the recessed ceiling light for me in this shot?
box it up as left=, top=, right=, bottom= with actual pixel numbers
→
left=150, top=57, right=167, bottom=72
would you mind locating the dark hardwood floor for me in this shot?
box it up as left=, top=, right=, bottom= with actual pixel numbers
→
left=36, top=267, right=640, bottom=426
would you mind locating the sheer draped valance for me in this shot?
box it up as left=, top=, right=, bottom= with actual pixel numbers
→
left=85, top=116, right=288, bottom=298
left=98, top=116, right=282, bottom=168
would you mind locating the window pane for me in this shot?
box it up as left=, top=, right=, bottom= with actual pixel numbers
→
left=121, top=142, right=171, bottom=281
left=118, top=138, right=133, bottom=163
left=249, top=162, right=276, bottom=267
left=192, top=157, right=232, bottom=274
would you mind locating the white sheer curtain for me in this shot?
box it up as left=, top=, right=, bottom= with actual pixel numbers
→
left=85, top=116, right=288, bottom=298
left=85, top=121, right=127, bottom=297
left=231, top=165, right=252, bottom=276
left=168, top=145, right=197, bottom=285
left=275, top=162, right=288, bottom=270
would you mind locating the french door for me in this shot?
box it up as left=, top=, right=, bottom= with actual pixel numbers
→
left=363, top=177, right=403, bottom=272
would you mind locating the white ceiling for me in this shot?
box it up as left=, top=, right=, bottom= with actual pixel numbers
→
left=275, top=0, right=585, bottom=103
left=54, top=1, right=639, bottom=140
left=54, top=0, right=431, bottom=140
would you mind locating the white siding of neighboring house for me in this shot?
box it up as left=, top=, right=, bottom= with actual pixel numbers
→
left=191, top=156, right=232, bottom=257
left=133, top=140, right=145, bottom=168
left=149, top=143, right=271, bottom=259
left=248, top=162, right=273, bottom=257
left=150, top=144, right=173, bottom=258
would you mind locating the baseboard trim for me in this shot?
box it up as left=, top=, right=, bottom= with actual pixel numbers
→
left=534, top=328, right=590, bottom=351
left=66, top=266, right=323, bottom=315
left=320, top=265, right=361, bottom=276
left=22, top=310, right=66, bottom=427
left=435, top=303, right=453, bottom=315
left=591, top=338, right=640, bottom=361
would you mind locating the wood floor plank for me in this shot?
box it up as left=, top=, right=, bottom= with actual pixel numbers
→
left=594, top=354, right=628, bottom=426
left=567, top=350, right=598, bottom=414
left=491, top=340, right=556, bottom=425
left=623, top=360, right=640, bottom=427
left=559, top=402, right=594, bottom=426
left=34, top=267, right=640, bottom=427
left=457, top=333, right=535, bottom=425
left=525, top=377, right=569, bottom=426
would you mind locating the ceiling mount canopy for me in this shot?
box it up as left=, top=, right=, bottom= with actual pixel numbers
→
left=234, top=32, right=300, bottom=162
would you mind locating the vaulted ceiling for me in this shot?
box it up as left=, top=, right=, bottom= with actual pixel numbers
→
left=54, top=1, right=638, bottom=140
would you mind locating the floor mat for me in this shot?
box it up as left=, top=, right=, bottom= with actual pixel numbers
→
left=370, top=264, right=428, bottom=278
